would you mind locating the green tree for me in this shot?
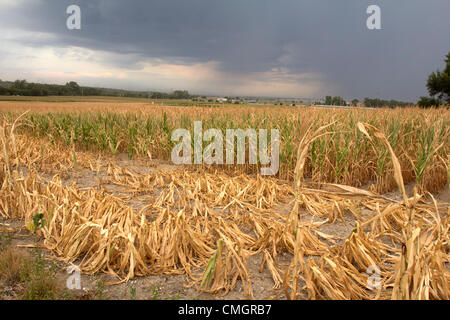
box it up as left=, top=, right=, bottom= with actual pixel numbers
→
left=425, top=52, right=450, bottom=103
left=171, top=90, right=190, bottom=99
left=13, top=79, right=27, bottom=90
left=417, top=96, right=441, bottom=108
left=65, top=81, right=81, bottom=95
left=324, top=96, right=347, bottom=106
left=332, top=96, right=346, bottom=106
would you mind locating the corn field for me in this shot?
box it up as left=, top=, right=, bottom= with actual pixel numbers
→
left=0, top=101, right=449, bottom=300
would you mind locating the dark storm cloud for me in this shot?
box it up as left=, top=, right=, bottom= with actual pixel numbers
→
left=1, top=0, right=449, bottom=100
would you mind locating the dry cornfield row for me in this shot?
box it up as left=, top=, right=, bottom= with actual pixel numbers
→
left=0, top=111, right=449, bottom=300
left=1, top=102, right=449, bottom=194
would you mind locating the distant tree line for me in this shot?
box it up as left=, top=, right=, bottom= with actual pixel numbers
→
left=362, top=98, right=413, bottom=108
left=0, top=80, right=85, bottom=96
left=324, top=96, right=347, bottom=106
left=149, top=90, right=191, bottom=99
left=321, top=96, right=413, bottom=108
left=417, top=97, right=442, bottom=108
left=0, top=79, right=192, bottom=99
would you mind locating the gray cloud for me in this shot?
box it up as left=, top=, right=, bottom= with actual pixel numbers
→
left=0, top=0, right=449, bottom=100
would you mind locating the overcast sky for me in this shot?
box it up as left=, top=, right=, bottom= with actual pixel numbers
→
left=0, top=0, right=449, bottom=100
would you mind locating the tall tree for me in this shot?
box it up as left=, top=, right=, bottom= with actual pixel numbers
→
left=426, top=52, right=450, bottom=103
left=65, top=81, right=81, bottom=95
left=13, top=79, right=27, bottom=90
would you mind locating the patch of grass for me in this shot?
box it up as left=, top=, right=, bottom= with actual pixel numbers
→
left=0, top=247, right=30, bottom=286
left=94, top=277, right=107, bottom=300
left=151, top=284, right=160, bottom=300
left=21, top=249, right=63, bottom=300
left=0, top=230, right=13, bottom=248
left=129, top=286, right=136, bottom=300
left=1, top=246, right=65, bottom=300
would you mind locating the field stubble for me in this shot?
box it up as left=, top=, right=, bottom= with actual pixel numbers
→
left=0, top=101, right=449, bottom=300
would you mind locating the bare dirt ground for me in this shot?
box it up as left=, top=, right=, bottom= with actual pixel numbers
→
left=1, top=153, right=449, bottom=300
